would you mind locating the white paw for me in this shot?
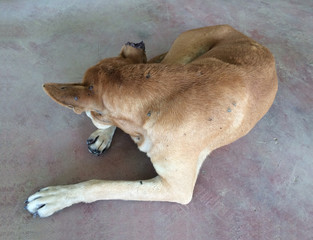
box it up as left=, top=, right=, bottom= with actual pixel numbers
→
left=25, top=185, right=79, bottom=218
left=86, top=127, right=116, bottom=156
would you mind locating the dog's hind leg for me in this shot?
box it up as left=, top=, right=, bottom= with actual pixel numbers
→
left=148, top=52, right=168, bottom=63
left=161, top=25, right=240, bottom=64
left=148, top=26, right=237, bottom=64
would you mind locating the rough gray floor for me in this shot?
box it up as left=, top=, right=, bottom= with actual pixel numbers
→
left=1, top=0, right=313, bottom=239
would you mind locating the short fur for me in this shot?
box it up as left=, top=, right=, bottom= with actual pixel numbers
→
left=25, top=25, right=277, bottom=218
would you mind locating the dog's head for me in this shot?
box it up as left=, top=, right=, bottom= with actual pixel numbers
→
left=43, top=42, right=147, bottom=115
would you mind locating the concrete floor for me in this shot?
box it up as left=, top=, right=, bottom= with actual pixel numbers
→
left=1, top=0, right=313, bottom=239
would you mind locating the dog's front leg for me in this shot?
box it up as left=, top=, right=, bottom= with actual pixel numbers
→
left=86, top=126, right=116, bottom=155
left=25, top=176, right=185, bottom=218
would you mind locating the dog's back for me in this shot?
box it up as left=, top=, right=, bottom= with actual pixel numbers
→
left=104, top=25, right=277, bottom=154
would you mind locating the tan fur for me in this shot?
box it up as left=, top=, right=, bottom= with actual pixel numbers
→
left=25, top=25, right=277, bottom=217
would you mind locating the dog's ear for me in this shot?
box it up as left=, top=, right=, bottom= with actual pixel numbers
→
left=43, top=83, right=102, bottom=114
left=120, top=41, right=147, bottom=63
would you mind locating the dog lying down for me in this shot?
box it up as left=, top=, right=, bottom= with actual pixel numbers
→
left=25, top=25, right=277, bottom=218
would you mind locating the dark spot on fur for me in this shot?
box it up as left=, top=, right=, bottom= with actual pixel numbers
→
left=74, top=96, right=78, bottom=101
left=220, top=127, right=222, bottom=129
left=146, top=73, right=150, bottom=79
left=232, top=102, right=237, bottom=106
left=208, top=118, right=213, bottom=121
left=89, top=86, right=93, bottom=90
left=227, top=108, right=232, bottom=112
left=61, top=87, right=66, bottom=90
left=147, top=111, right=151, bottom=117
left=140, top=181, right=143, bottom=185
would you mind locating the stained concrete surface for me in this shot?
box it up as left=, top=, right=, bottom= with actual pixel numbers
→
left=1, top=0, right=313, bottom=239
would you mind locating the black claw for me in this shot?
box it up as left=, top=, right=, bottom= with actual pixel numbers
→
left=100, top=148, right=107, bottom=155
left=88, top=143, right=106, bottom=156
left=87, top=136, right=99, bottom=145
left=24, top=205, right=28, bottom=210
left=92, top=149, right=101, bottom=155
left=88, top=145, right=106, bottom=156
left=33, top=212, right=39, bottom=218
left=24, top=200, right=29, bottom=204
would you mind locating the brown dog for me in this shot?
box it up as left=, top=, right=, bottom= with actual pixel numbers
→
left=25, top=25, right=277, bottom=218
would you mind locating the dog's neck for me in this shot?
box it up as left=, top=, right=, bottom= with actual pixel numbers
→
left=102, top=64, right=182, bottom=114
left=98, top=63, right=209, bottom=133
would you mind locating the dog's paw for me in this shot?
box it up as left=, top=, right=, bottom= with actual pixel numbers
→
left=24, top=185, right=79, bottom=218
left=87, top=127, right=116, bottom=156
